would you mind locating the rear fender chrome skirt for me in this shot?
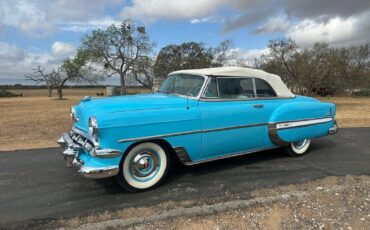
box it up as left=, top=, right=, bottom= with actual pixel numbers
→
left=268, top=117, right=337, bottom=146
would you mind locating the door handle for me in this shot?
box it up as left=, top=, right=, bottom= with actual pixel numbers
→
left=253, top=104, right=264, bottom=108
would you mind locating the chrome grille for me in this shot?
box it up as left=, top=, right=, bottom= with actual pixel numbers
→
left=69, top=127, right=98, bottom=151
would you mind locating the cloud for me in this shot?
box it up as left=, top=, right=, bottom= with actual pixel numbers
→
left=0, top=42, right=26, bottom=62
left=58, top=17, right=120, bottom=32
left=51, top=41, right=76, bottom=59
left=190, top=18, right=211, bottom=24
left=254, top=15, right=290, bottom=34
left=236, top=48, right=270, bottom=66
left=0, top=41, right=75, bottom=83
left=287, top=12, right=370, bottom=47
left=0, top=0, right=122, bottom=37
left=190, top=17, right=222, bottom=24
left=222, top=0, right=370, bottom=32
left=120, top=0, right=233, bottom=21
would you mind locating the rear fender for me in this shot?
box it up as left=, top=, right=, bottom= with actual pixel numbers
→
left=268, top=101, right=336, bottom=146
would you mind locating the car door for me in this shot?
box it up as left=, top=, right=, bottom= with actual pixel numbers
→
left=199, top=76, right=269, bottom=160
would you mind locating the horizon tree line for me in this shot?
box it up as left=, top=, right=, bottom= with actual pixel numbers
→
left=25, top=19, right=370, bottom=99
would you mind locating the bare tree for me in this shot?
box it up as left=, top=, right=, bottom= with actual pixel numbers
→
left=51, top=50, right=99, bottom=100
left=259, top=38, right=369, bottom=96
left=25, top=66, right=54, bottom=97
left=81, top=20, right=155, bottom=94
left=211, top=39, right=236, bottom=66
left=131, top=56, right=154, bottom=88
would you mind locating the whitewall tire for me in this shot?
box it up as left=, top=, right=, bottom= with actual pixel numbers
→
left=116, top=142, right=170, bottom=192
left=284, top=139, right=311, bottom=157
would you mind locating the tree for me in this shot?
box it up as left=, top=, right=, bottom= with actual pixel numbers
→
left=211, top=39, right=236, bottom=67
left=81, top=20, right=155, bottom=94
left=153, top=42, right=213, bottom=79
left=261, top=38, right=301, bottom=91
left=25, top=66, right=54, bottom=97
left=331, top=43, right=370, bottom=94
left=259, top=38, right=370, bottom=95
left=52, top=49, right=96, bottom=100
left=131, top=56, right=154, bottom=88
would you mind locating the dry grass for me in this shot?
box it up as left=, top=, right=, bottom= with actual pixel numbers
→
left=8, top=87, right=149, bottom=97
left=0, top=90, right=369, bottom=151
left=320, top=97, right=370, bottom=128
left=0, top=96, right=78, bottom=151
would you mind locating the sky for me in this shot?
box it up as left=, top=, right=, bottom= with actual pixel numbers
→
left=0, top=0, right=369, bottom=85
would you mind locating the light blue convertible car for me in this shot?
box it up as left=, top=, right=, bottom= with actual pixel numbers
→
left=58, top=67, right=338, bottom=192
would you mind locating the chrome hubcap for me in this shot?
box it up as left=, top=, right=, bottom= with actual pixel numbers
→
left=130, top=151, right=159, bottom=180
left=293, top=139, right=307, bottom=149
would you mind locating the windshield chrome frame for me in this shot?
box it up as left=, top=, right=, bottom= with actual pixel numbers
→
left=157, top=74, right=208, bottom=100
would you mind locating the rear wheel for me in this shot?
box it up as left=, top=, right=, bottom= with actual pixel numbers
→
left=284, top=139, right=311, bottom=157
left=116, top=142, right=170, bottom=192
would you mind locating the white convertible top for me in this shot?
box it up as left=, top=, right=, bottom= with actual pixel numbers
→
left=170, top=67, right=295, bottom=98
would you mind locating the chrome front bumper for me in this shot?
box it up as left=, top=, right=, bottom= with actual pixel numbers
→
left=57, top=128, right=120, bottom=179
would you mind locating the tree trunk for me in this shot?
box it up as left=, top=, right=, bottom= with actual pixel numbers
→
left=57, top=78, right=68, bottom=100
left=47, top=87, right=52, bottom=97
left=57, top=87, right=63, bottom=100
left=120, top=74, right=126, bottom=95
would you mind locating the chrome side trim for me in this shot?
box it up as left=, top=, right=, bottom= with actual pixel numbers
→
left=118, top=130, right=202, bottom=143
left=200, top=96, right=296, bottom=102
left=268, top=117, right=335, bottom=146
left=185, top=146, right=278, bottom=166
left=202, top=122, right=267, bottom=133
left=274, top=117, right=333, bottom=130
left=118, top=122, right=268, bottom=143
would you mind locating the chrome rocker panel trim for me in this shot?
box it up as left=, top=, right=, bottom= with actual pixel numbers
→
left=175, top=146, right=278, bottom=166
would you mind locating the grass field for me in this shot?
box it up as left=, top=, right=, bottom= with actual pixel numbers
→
left=0, top=89, right=369, bottom=151
left=8, top=87, right=150, bottom=97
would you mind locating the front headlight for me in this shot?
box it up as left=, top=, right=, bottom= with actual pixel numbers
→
left=88, top=116, right=98, bottom=137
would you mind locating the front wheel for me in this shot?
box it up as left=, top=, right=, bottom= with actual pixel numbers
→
left=284, top=139, right=311, bottom=157
left=116, top=142, right=170, bottom=192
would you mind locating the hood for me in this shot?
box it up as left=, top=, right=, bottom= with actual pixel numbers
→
left=74, top=93, right=196, bottom=130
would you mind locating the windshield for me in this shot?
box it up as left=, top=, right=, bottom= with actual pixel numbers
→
left=158, top=74, right=205, bottom=97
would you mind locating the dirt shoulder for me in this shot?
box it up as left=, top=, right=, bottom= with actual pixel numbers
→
left=1, top=96, right=370, bottom=151
left=24, top=175, right=368, bottom=230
